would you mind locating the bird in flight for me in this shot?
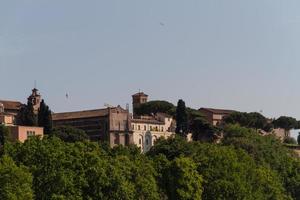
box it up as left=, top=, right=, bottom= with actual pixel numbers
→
left=160, top=22, right=165, bottom=26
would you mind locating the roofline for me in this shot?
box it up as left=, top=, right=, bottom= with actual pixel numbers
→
left=199, top=107, right=236, bottom=113
left=132, top=93, right=148, bottom=97
left=0, top=100, right=22, bottom=104
left=52, top=108, right=109, bottom=115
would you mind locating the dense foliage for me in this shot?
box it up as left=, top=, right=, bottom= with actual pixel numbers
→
left=223, top=112, right=273, bottom=131
left=17, top=99, right=53, bottom=135
left=134, top=100, right=175, bottom=116
left=0, top=125, right=11, bottom=146
left=38, top=100, right=53, bottom=134
left=0, top=124, right=299, bottom=199
left=51, top=126, right=89, bottom=143
left=17, top=100, right=37, bottom=126
left=175, top=100, right=189, bottom=137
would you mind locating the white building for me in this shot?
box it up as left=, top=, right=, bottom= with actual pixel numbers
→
left=131, top=113, right=175, bottom=152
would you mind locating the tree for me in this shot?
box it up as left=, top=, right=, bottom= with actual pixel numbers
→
left=166, top=157, right=203, bottom=200
left=134, top=100, right=175, bottom=116
left=0, top=125, right=11, bottom=146
left=176, top=100, right=188, bottom=137
left=273, top=116, right=298, bottom=137
left=0, top=155, right=34, bottom=200
left=224, top=112, right=272, bottom=132
left=298, top=133, right=300, bottom=145
left=51, top=126, right=88, bottom=142
left=38, top=100, right=53, bottom=134
left=16, top=100, right=37, bottom=126
left=191, top=117, right=217, bottom=142
left=223, top=124, right=300, bottom=199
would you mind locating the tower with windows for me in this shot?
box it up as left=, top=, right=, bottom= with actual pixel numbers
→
left=132, top=92, right=148, bottom=117
left=27, top=88, right=42, bottom=114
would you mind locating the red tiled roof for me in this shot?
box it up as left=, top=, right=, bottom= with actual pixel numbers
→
left=199, top=108, right=236, bottom=115
left=0, top=100, right=22, bottom=110
left=52, top=108, right=109, bottom=121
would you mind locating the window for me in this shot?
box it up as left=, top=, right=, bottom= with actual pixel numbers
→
left=146, top=139, right=149, bottom=145
left=138, top=125, right=140, bottom=130
left=161, top=127, right=164, bottom=132
left=27, top=131, right=35, bottom=137
left=132, top=125, right=135, bottom=130
left=144, top=125, right=147, bottom=131
left=139, top=138, right=142, bottom=145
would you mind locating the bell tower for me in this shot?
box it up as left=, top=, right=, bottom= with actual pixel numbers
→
left=132, top=92, right=148, bottom=117
left=28, top=88, right=42, bottom=114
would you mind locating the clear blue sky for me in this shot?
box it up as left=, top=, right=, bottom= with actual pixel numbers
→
left=1, top=0, right=300, bottom=121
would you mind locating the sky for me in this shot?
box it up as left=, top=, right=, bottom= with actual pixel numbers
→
left=1, top=0, right=300, bottom=124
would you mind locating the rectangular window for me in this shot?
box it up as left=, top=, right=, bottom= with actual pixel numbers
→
left=144, top=125, right=146, bottom=131
left=27, top=131, right=35, bottom=137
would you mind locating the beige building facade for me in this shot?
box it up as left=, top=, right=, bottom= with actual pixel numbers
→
left=52, top=106, right=133, bottom=147
left=132, top=113, right=175, bottom=152
left=8, top=126, right=43, bottom=143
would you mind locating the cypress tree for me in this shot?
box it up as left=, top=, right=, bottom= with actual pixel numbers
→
left=38, top=100, right=52, bottom=135
left=175, top=99, right=188, bottom=137
left=25, top=101, right=38, bottom=126
left=16, top=101, right=37, bottom=126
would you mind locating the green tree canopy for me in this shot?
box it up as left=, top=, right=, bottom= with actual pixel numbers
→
left=134, top=100, right=175, bottom=116
left=166, top=157, right=203, bottom=200
left=273, top=116, right=298, bottom=136
left=191, top=117, right=218, bottom=142
left=223, top=124, right=300, bottom=199
left=16, top=100, right=37, bottom=126
left=223, top=111, right=272, bottom=131
left=176, top=100, right=188, bottom=137
left=38, top=99, right=53, bottom=134
left=0, top=125, right=11, bottom=146
left=0, top=155, right=34, bottom=200
left=51, top=126, right=89, bottom=143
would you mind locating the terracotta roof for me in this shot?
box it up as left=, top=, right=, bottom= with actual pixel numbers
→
left=132, top=92, right=148, bottom=97
left=132, top=118, right=164, bottom=125
left=0, top=100, right=22, bottom=110
left=199, top=108, right=236, bottom=115
left=52, top=108, right=109, bottom=121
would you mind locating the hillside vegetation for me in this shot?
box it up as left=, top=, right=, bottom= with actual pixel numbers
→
left=0, top=124, right=299, bottom=200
